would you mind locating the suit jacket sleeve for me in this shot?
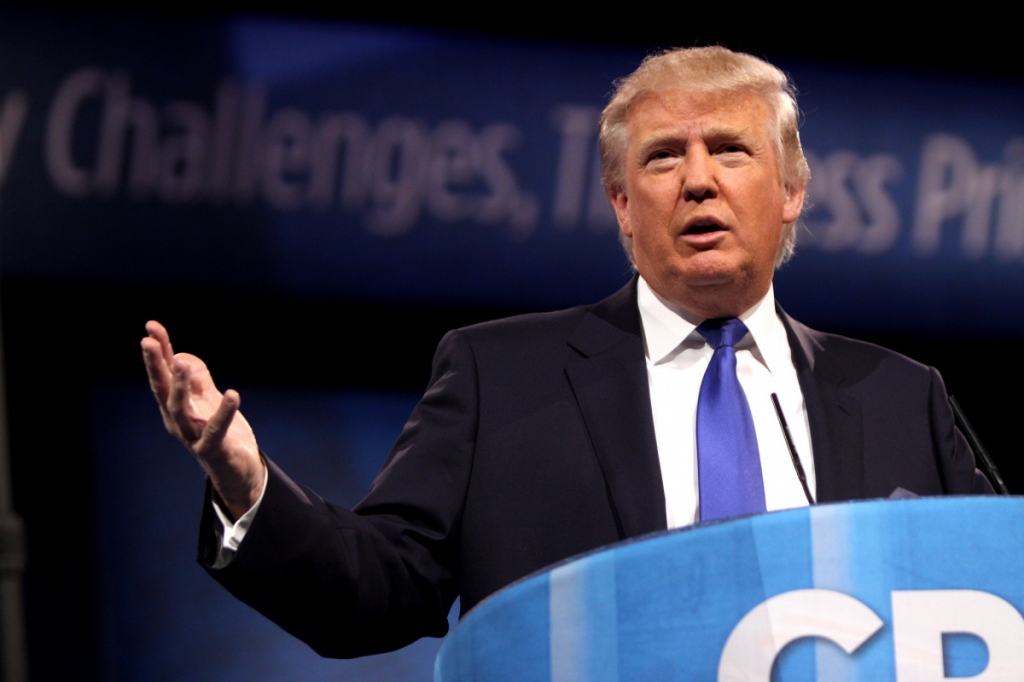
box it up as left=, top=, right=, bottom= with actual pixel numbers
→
left=197, top=329, right=478, bottom=658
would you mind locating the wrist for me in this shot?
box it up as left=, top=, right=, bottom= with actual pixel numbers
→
left=211, top=460, right=266, bottom=521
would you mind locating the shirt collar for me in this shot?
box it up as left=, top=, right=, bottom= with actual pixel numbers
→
left=636, top=276, right=791, bottom=376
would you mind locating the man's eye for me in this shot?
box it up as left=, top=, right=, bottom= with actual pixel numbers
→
left=719, top=144, right=746, bottom=154
left=647, top=150, right=681, bottom=165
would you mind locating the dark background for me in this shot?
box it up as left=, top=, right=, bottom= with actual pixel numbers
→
left=6, top=5, right=1024, bottom=680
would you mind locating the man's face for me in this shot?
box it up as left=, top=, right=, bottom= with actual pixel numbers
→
left=611, top=88, right=805, bottom=318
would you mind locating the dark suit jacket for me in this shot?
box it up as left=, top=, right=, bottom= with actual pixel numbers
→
left=199, top=278, right=988, bottom=658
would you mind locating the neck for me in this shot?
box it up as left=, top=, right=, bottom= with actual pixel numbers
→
left=661, top=282, right=771, bottom=320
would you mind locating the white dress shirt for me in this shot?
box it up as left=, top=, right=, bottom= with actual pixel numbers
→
left=211, top=473, right=266, bottom=567
left=215, top=277, right=818, bottom=560
left=637, top=276, right=815, bottom=528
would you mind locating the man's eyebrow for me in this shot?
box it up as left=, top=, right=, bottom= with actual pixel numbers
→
left=702, top=124, right=752, bottom=141
left=634, top=131, right=689, bottom=158
left=635, top=124, right=754, bottom=156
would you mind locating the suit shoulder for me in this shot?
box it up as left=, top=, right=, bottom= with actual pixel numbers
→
left=427, top=304, right=599, bottom=381
left=449, top=280, right=640, bottom=348
left=448, top=304, right=594, bottom=346
left=788, top=316, right=935, bottom=385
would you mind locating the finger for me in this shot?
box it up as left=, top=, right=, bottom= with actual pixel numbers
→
left=168, top=358, right=200, bottom=441
left=145, top=320, right=175, bottom=370
left=200, top=389, right=239, bottom=452
left=141, top=337, right=172, bottom=405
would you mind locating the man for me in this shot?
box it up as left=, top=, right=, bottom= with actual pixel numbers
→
left=142, top=46, right=989, bottom=659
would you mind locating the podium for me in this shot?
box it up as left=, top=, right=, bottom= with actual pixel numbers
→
left=435, top=497, right=1024, bottom=681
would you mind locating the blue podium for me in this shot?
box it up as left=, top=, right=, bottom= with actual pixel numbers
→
left=435, top=497, right=1024, bottom=681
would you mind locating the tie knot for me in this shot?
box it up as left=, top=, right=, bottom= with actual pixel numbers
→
left=697, top=318, right=749, bottom=349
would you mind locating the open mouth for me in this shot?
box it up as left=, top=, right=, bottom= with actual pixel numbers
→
left=684, top=222, right=726, bottom=236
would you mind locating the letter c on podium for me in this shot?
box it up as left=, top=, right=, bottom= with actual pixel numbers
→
left=717, top=589, right=883, bottom=682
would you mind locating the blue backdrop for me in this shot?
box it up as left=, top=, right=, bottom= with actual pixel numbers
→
left=2, top=11, right=1024, bottom=332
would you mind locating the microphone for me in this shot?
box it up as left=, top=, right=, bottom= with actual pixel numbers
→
left=770, top=393, right=815, bottom=505
left=949, top=395, right=1010, bottom=495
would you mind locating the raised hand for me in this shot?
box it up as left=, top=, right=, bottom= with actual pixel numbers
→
left=141, top=320, right=264, bottom=520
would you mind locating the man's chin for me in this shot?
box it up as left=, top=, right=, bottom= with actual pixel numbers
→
left=672, top=264, right=771, bottom=318
left=686, top=273, right=737, bottom=288
left=679, top=262, right=740, bottom=289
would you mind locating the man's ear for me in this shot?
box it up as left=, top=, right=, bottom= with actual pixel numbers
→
left=782, top=179, right=806, bottom=225
left=610, top=189, right=632, bottom=237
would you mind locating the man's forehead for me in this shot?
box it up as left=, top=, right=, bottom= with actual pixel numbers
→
left=626, top=88, right=770, bottom=137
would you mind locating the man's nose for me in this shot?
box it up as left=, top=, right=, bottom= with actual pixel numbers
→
left=683, top=148, right=717, bottom=201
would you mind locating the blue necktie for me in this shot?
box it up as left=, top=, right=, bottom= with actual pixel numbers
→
left=696, top=318, right=766, bottom=522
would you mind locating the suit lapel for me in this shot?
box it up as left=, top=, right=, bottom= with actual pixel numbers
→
left=562, top=287, right=863, bottom=532
left=779, top=308, right=865, bottom=503
left=565, top=279, right=667, bottom=538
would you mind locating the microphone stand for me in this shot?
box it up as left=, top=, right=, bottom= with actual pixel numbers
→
left=949, top=396, right=1010, bottom=495
left=770, top=393, right=815, bottom=506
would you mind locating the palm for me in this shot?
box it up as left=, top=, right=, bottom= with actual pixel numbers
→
left=142, top=321, right=263, bottom=518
